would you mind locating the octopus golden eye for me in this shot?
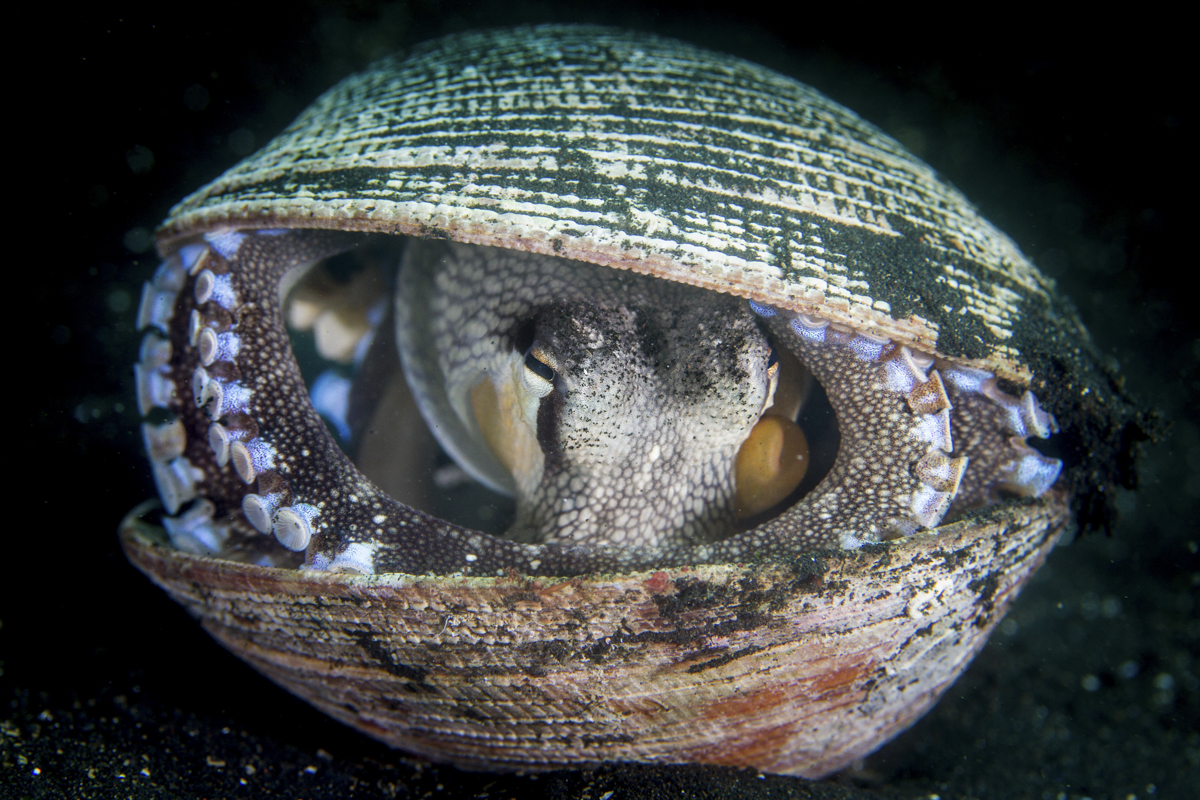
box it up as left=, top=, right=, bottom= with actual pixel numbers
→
left=123, top=25, right=1145, bottom=778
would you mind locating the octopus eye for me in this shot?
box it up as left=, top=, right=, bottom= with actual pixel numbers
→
left=734, top=342, right=812, bottom=518
left=735, top=413, right=810, bottom=518
left=521, top=346, right=557, bottom=398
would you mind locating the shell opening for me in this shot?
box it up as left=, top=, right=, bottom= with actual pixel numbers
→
left=135, top=226, right=1060, bottom=573
left=281, top=234, right=835, bottom=544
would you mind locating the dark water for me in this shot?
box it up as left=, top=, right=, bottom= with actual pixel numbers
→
left=7, top=4, right=1194, bottom=799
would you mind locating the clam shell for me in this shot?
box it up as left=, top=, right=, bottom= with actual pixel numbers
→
left=122, top=492, right=1067, bottom=777
left=124, top=23, right=1131, bottom=779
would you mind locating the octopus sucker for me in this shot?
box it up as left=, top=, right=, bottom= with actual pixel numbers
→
left=134, top=227, right=1060, bottom=576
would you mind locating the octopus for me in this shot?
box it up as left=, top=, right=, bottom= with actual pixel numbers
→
left=137, top=228, right=1061, bottom=576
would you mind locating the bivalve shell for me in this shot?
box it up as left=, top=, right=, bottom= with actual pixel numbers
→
left=123, top=25, right=1141, bottom=777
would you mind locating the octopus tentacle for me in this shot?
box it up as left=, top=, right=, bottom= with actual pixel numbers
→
left=138, top=229, right=561, bottom=574
left=940, top=365, right=1062, bottom=508
left=686, top=305, right=968, bottom=561
left=135, top=229, right=1061, bottom=577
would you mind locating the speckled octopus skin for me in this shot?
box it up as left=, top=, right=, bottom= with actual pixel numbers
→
left=130, top=26, right=1091, bottom=577
left=396, top=239, right=778, bottom=550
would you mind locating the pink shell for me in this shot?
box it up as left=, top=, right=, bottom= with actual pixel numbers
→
left=123, top=492, right=1067, bottom=777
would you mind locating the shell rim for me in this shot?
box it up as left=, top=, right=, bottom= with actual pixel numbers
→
left=121, top=490, right=1071, bottom=583
left=156, top=219, right=1033, bottom=387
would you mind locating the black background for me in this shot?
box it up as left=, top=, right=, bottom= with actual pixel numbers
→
left=6, top=3, right=1196, bottom=799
